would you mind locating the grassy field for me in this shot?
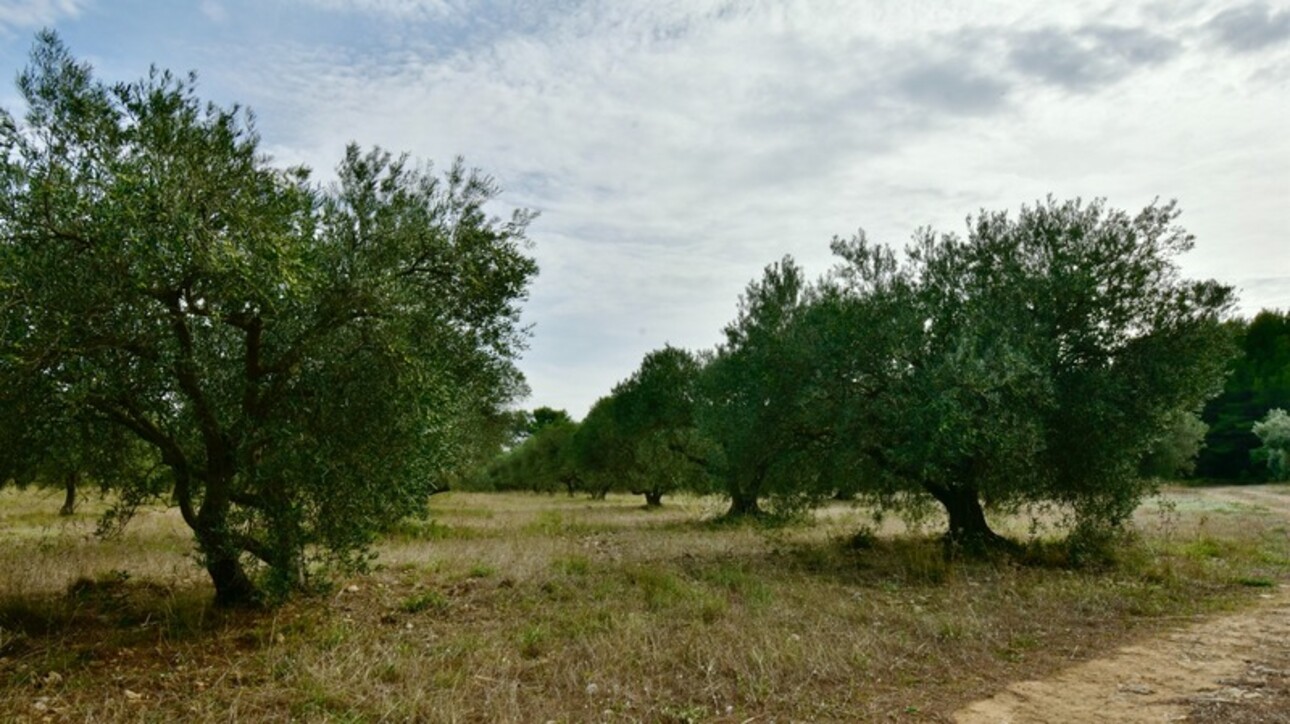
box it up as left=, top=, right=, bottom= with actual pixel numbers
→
left=2, top=486, right=1289, bottom=722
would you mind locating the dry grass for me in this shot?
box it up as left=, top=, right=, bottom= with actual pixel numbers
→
left=2, top=486, right=1289, bottom=722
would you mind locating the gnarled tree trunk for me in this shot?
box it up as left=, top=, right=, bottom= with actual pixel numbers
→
left=631, top=483, right=666, bottom=508
left=202, top=542, right=260, bottom=608
left=725, top=490, right=762, bottom=517
left=724, top=467, right=766, bottom=518
left=193, top=466, right=262, bottom=608
left=924, top=482, right=1017, bottom=554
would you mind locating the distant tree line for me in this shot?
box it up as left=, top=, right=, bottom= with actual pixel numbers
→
left=1196, top=310, right=1290, bottom=480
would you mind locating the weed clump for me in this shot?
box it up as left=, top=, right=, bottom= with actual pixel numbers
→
left=399, top=591, right=448, bottom=614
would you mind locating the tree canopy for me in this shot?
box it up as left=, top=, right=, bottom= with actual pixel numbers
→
left=815, top=199, right=1236, bottom=546
left=572, top=345, right=708, bottom=506
left=477, top=349, right=711, bottom=506
left=0, top=33, right=537, bottom=605
left=694, top=258, right=839, bottom=516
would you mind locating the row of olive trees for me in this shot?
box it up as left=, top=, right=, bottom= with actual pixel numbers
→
left=0, top=34, right=537, bottom=606
left=0, top=32, right=1242, bottom=609
left=484, top=198, right=1238, bottom=549
left=477, top=352, right=711, bottom=506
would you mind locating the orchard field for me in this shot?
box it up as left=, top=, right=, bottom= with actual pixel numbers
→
left=2, top=485, right=1289, bottom=722
left=3, top=30, right=1290, bottom=724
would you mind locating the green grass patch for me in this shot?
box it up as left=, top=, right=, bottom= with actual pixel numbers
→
left=697, top=561, right=773, bottom=607
left=399, top=591, right=449, bottom=614
left=523, top=510, right=614, bottom=536
left=1236, top=576, right=1276, bottom=588
left=1182, top=537, right=1229, bottom=560
left=552, top=555, right=592, bottom=576
left=624, top=566, right=688, bottom=610
left=517, top=624, right=548, bottom=659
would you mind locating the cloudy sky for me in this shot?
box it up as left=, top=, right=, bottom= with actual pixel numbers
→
left=2, top=0, right=1287, bottom=417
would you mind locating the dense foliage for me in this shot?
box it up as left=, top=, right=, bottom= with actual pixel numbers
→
left=694, top=258, right=839, bottom=516
left=0, top=34, right=537, bottom=605
left=482, top=352, right=710, bottom=507
left=1252, top=408, right=1290, bottom=481
left=1139, top=409, right=1209, bottom=480
left=1197, top=310, right=1290, bottom=480
left=0, top=374, right=149, bottom=516
left=815, top=199, right=1236, bottom=545
left=579, top=346, right=709, bottom=506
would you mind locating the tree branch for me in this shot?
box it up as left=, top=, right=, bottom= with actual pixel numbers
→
left=87, top=395, right=199, bottom=529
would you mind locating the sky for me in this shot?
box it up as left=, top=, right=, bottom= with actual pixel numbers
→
left=1, top=0, right=1288, bottom=418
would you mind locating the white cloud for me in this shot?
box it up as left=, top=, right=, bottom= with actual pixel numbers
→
left=201, top=0, right=229, bottom=23
left=0, top=0, right=86, bottom=31
left=1007, top=24, right=1180, bottom=91
left=289, top=0, right=455, bottom=19
left=1237, top=278, right=1290, bottom=314
left=71, top=0, right=1290, bottom=414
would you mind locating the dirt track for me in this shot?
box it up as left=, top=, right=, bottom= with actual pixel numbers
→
left=956, top=486, right=1290, bottom=723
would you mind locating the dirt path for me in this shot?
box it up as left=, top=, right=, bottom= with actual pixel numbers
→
left=956, top=486, right=1290, bottom=724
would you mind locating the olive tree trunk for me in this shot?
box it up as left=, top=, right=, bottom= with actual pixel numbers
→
left=59, top=471, right=77, bottom=516
left=924, top=482, right=1017, bottom=554
left=191, top=465, right=262, bottom=608
left=725, top=490, right=762, bottom=517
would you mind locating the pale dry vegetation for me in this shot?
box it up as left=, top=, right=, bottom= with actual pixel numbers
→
left=2, top=486, right=1289, bottom=722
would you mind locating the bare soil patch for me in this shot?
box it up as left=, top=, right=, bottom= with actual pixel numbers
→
left=956, top=586, right=1290, bottom=722
left=957, top=486, right=1290, bottom=723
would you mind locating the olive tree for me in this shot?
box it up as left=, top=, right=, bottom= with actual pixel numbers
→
left=0, top=34, right=537, bottom=605
left=696, top=258, right=834, bottom=517
left=572, top=394, right=631, bottom=499
left=572, top=346, right=709, bottom=507
left=475, top=408, right=581, bottom=494
left=824, top=198, right=1236, bottom=548
left=616, top=346, right=709, bottom=507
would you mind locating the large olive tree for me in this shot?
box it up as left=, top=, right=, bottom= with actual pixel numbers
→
left=696, top=257, right=836, bottom=517
left=0, top=33, right=537, bottom=605
left=823, top=198, right=1236, bottom=548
